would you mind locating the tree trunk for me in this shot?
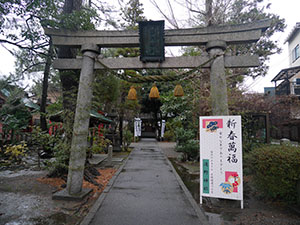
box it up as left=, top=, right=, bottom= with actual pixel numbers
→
left=119, top=95, right=126, bottom=148
left=205, top=0, right=213, bottom=26
left=58, top=0, right=83, bottom=144
left=119, top=113, right=123, bottom=148
left=40, top=38, right=53, bottom=131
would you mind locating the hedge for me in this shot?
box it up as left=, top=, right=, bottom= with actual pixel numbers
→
left=246, top=144, right=300, bottom=203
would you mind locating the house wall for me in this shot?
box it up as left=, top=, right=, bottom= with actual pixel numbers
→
left=289, top=71, right=300, bottom=95
left=288, top=27, right=300, bottom=67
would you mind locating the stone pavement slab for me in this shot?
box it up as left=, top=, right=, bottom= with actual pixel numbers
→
left=88, top=154, right=107, bottom=165
left=87, top=138, right=208, bottom=225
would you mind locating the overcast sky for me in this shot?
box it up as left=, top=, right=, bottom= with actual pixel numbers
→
left=0, top=0, right=299, bottom=93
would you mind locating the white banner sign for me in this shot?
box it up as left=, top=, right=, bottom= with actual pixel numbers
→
left=134, top=118, right=142, bottom=137
left=161, top=120, right=166, bottom=138
left=200, top=116, right=243, bottom=208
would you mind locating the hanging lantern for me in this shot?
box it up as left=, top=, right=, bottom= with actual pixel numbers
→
left=174, top=84, right=184, bottom=97
left=149, top=83, right=160, bottom=99
left=128, top=86, right=137, bottom=100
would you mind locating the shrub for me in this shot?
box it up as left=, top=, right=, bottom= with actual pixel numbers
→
left=2, top=141, right=28, bottom=162
left=241, top=113, right=266, bottom=152
left=32, top=126, right=70, bottom=177
left=175, top=127, right=198, bottom=161
left=176, top=139, right=199, bottom=161
left=31, top=126, right=56, bottom=155
left=246, top=144, right=300, bottom=203
left=123, top=129, right=133, bottom=151
left=175, top=127, right=195, bottom=146
left=47, top=140, right=70, bottom=177
left=162, top=119, right=183, bottom=142
left=163, top=130, right=175, bottom=142
left=90, top=136, right=111, bottom=154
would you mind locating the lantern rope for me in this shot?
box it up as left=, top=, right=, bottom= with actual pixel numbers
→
left=91, top=53, right=224, bottom=83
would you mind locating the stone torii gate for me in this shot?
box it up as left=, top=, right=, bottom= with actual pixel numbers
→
left=45, top=19, right=271, bottom=198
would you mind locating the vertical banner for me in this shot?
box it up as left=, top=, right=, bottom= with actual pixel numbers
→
left=161, top=120, right=166, bottom=138
left=200, top=116, right=243, bottom=208
left=134, top=118, right=142, bottom=137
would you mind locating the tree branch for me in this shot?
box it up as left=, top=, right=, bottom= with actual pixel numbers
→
left=0, top=39, right=49, bottom=56
left=21, top=62, right=45, bottom=74
left=149, top=0, right=180, bottom=29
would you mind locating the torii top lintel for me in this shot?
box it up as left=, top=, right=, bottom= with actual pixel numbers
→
left=44, top=19, right=271, bottom=48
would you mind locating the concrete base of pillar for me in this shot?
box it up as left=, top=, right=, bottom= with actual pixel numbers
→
left=52, top=188, right=92, bottom=201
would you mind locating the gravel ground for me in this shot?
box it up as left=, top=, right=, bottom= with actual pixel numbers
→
left=0, top=153, right=126, bottom=225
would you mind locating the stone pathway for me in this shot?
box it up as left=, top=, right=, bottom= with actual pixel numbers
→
left=85, top=138, right=208, bottom=225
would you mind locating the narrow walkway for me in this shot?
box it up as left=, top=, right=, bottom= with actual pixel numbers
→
left=89, top=138, right=207, bottom=225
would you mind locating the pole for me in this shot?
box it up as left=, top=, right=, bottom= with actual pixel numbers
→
left=66, top=43, right=100, bottom=195
left=107, top=145, right=113, bottom=167
left=206, top=40, right=229, bottom=116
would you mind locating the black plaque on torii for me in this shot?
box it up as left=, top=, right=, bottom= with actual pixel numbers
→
left=139, top=20, right=165, bottom=63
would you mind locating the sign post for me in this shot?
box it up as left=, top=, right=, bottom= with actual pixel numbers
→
left=200, top=116, right=243, bottom=209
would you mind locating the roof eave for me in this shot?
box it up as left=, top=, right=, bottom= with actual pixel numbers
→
left=271, top=65, right=300, bottom=82
left=285, top=22, right=300, bottom=43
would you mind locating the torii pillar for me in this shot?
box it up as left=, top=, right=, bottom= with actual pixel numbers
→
left=206, top=40, right=229, bottom=116
left=53, top=43, right=100, bottom=200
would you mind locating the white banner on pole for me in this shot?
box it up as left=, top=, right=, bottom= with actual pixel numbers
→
left=134, top=118, right=142, bottom=137
left=199, top=116, right=243, bottom=208
left=161, top=120, right=166, bottom=138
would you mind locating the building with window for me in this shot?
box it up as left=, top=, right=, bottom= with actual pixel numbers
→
left=268, top=23, right=300, bottom=142
left=272, top=23, right=300, bottom=96
left=289, top=23, right=300, bottom=67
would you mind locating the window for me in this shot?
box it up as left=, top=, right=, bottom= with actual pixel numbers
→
left=294, top=87, right=300, bottom=95
left=292, top=44, right=300, bottom=62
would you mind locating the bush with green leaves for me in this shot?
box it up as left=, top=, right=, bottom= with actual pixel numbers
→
left=163, top=130, right=175, bottom=142
left=241, top=113, right=266, bottom=152
left=162, top=119, right=182, bottom=142
left=176, top=139, right=199, bottom=161
left=31, top=126, right=57, bottom=154
left=246, top=144, right=300, bottom=203
left=30, top=125, right=68, bottom=176
left=175, top=127, right=195, bottom=146
left=175, top=127, right=198, bottom=161
left=122, top=129, right=133, bottom=151
left=30, top=125, right=65, bottom=172
left=89, top=136, right=111, bottom=154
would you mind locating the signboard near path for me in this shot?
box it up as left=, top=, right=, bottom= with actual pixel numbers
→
left=199, top=116, right=243, bottom=209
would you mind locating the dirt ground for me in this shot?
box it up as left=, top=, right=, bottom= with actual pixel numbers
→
left=158, top=141, right=300, bottom=225
left=0, top=153, right=125, bottom=225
